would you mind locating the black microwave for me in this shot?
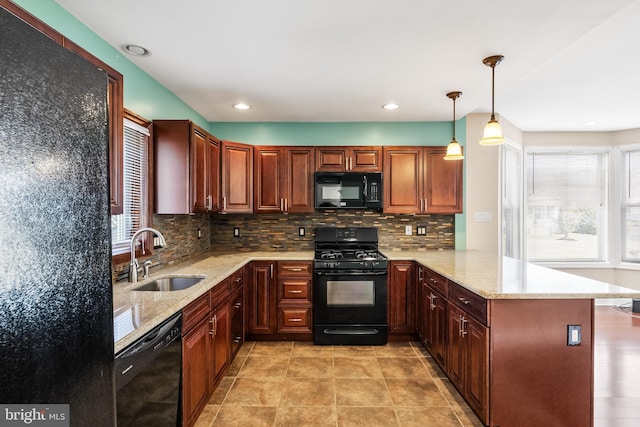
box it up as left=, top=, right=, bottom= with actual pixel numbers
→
left=314, top=172, right=383, bottom=210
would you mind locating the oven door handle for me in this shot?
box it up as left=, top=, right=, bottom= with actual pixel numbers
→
left=314, top=270, right=388, bottom=276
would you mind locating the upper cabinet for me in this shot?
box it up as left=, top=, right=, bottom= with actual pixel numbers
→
left=221, top=141, right=253, bottom=213
left=153, top=120, right=220, bottom=214
left=383, top=146, right=463, bottom=214
left=315, top=146, right=382, bottom=172
left=254, top=146, right=314, bottom=213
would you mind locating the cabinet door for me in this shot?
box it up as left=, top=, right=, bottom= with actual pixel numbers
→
left=230, top=287, right=244, bottom=359
left=447, top=303, right=465, bottom=393
left=430, top=288, right=448, bottom=369
left=248, top=262, right=277, bottom=334
left=207, top=135, right=220, bottom=212
left=315, top=147, right=348, bottom=171
left=388, top=261, right=416, bottom=335
left=424, top=147, right=463, bottom=213
left=211, top=302, right=230, bottom=385
left=350, top=146, right=382, bottom=172
left=283, top=147, right=314, bottom=213
left=154, top=120, right=191, bottom=214
left=190, top=126, right=209, bottom=213
left=254, top=147, right=283, bottom=213
left=465, top=316, right=488, bottom=421
left=182, top=319, right=210, bottom=427
left=221, top=141, right=253, bottom=213
left=383, top=147, right=423, bottom=213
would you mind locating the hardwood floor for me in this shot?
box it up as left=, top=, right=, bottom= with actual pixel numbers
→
left=594, top=305, right=640, bottom=426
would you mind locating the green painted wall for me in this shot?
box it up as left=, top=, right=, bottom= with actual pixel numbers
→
left=13, top=0, right=209, bottom=128
left=10, top=0, right=467, bottom=249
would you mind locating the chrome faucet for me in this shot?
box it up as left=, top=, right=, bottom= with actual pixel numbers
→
left=129, top=227, right=167, bottom=283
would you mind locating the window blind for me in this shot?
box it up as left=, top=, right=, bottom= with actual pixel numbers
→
left=111, top=119, right=149, bottom=256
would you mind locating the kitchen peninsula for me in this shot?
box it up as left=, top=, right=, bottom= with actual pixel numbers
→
left=113, top=250, right=640, bottom=427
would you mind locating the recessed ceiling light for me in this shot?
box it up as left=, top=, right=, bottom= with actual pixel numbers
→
left=382, top=103, right=400, bottom=110
left=233, top=103, right=251, bottom=110
left=122, top=44, right=150, bottom=57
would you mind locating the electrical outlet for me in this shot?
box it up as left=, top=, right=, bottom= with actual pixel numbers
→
left=567, top=325, right=581, bottom=346
left=299, top=227, right=305, bottom=237
left=405, top=225, right=412, bottom=236
left=233, top=227, right=240, bottom=238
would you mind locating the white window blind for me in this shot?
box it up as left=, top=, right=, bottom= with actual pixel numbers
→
left=526, top=151, right=608, bottom=262
left=111, top=119, right=149, bottom=256
left=622, top=149, right=640, bottom=262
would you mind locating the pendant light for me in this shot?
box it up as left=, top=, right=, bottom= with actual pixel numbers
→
left=444, top=91, right=464, bottom=160
left=479, top=55, right=505, bottom=145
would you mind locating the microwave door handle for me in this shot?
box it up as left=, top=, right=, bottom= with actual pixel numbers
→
left=363, top=175, right=367, bottom=200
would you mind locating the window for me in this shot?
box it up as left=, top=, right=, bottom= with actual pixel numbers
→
left=622, top=148, right=640, bottom=263
left=111, top=114, right=150, bottom=256
left=525, top=150, right=608, bottom=262
left=501, top=144, right=522, bottom=259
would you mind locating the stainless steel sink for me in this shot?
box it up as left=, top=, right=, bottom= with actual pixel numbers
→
left=133, top=276, right=204, bottom=292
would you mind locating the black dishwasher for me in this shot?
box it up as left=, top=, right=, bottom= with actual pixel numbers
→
left=115, top=312, right=182, bottom=426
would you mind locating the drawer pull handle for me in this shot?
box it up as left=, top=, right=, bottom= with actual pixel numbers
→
left=287, top=268, right=303, bottom=272
left=458, top=297, right=470, bottom=305
left=233, top=337, right=242, bottom=343
left=235, top=277, right=242, bottom=282
left=289, top=318, right=303, bottom=322
left=234, top=302, right=242, bottom=309
left=287, top=290, right=303, bottom=294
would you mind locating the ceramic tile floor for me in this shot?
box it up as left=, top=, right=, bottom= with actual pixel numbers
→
left=194, top=341, right=483, bottom=427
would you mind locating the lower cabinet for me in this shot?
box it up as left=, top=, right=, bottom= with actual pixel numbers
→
left=182, top=271, right=243, bottom=427
left=424, top=284, right=447, bottom=369
left=447, top=302, right=488, bottom=421
left=388, top=261, right=416, bottom=337
left=247, top=260, right=313, bottom=340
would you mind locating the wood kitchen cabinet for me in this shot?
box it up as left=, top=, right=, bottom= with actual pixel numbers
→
left=422, top=269, right=448, bottom=370
left=254, top=146, right=314, bottom=213
left=447, top=285, right=489, bottom=424
left=181, top=279, right=231, bottom=427
left=229, top=268, right=245, bottom=359
left=388, top=261, right=416, bottom=338
left=277, top=261, right=313, bottom=337
left=153, top=120, right=220, bottom=214
left=383, top=146, right=463, bottom=214
left=247, top=261, right=313, bottom=340
left=247, top=261, right=278, bottom=335
left=221, top=140, right=253, bottom=213
left=315, top=146, right=382, bottom=172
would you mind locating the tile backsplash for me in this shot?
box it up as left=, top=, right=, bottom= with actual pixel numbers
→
left=209, top=210, right=455, bottom=252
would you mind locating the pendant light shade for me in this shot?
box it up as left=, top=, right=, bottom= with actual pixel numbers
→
left=444, top=91, right=464, bottom=160
left=479, top=55, right=505, bottom=146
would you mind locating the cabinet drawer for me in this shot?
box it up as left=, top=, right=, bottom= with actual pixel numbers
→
left=210, top=277, right=231, bottom=309
left=449, top=282, right=487, bottom=326
left=425, top=269, right=448, bottom=297
left=278, top=261, right=312, bottom=277
left=230, top=268, right=244, bottom=291
left=278, top=308, right=312, bottom=333
left=280, top=279, right=311, bottom=302
left=182, top=293, right=210, bottom=334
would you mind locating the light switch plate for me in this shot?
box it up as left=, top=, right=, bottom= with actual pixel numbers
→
left=233, top=227, right=240, bottom=238
left=567, top=325, right=582, bottom=346
left=405, top=225, right=412, bottom=236
left=417, top=225, right=427, bottom=236
left=299, top=227, right=305, bottom=237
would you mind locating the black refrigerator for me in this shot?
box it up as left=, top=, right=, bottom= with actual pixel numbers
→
left=0, top=7, right=115, bottom=426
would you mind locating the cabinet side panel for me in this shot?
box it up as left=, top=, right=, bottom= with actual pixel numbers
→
left=489, top=299, right=593, bottom=427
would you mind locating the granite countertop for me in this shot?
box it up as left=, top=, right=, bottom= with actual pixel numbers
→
left=386, top=250, right=640, bottom=300
left=112, top=251, right=314, bottom=353
left=113, top=249, right=640, bottom=353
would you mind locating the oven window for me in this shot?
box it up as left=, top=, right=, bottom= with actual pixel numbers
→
left=321, top=185, right=360, bottom=201
left=326, top=280, right=375, bottom=306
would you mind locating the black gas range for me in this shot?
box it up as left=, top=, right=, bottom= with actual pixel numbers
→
left=314, top=227, right=388, bottom=271
left=313, top=227, right=388, bottom=345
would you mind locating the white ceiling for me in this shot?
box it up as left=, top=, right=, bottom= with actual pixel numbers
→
left=57, top=0, right=640, bottom=131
